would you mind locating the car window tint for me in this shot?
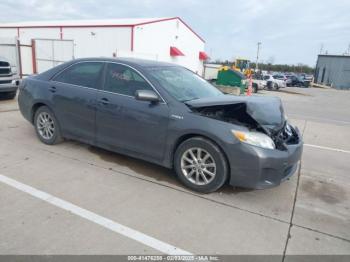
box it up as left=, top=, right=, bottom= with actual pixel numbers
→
left=53, top=62, right=103, bottom=88
left=104, top=63, right=153, bottom=96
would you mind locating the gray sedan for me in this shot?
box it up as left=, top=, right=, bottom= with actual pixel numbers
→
left=18, top=58, right=303, bottom=193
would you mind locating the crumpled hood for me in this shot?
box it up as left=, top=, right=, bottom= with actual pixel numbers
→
left=185, top=95, right=286, bottom=131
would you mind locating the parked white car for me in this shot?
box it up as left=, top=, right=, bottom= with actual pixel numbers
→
left=263, top=74, right=286, bottom=90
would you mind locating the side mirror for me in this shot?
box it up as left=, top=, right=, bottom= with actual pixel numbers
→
left=135, top=90, right=160, bottom=103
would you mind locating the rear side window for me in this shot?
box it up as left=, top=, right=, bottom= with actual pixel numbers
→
left=53, top=62, right=104, bottom=88
left=103, top=63, right=153, bottom=96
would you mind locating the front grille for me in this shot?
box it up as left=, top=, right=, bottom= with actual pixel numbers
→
left=0, top=68, right=11, bottom=75
left=0, top=61, right=10, bottom=67
left=0, top=80, right=12, bottom=84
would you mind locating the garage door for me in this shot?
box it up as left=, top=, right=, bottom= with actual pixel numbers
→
left=34, top=39, right=74, bottom=73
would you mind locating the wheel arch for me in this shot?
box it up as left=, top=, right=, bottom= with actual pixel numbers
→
left=170, top=133, right=231, bottom=180
left=31, top=102, right=52, bottom=124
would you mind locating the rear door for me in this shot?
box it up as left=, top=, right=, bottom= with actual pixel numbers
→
left=51, top=61, right=104, bottom=143
left=96, top=63, right=169, bottom=161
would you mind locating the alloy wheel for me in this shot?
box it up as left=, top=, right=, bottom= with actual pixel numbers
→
left=36, top=112, right=55, bottom=140
left=180, top=147, right=216, bottom=185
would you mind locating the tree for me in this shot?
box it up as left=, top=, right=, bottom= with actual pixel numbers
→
left=211, top=60, right=314, bottom=74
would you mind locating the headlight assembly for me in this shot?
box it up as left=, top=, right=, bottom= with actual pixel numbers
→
left=232, top=130, right=275, bottom=150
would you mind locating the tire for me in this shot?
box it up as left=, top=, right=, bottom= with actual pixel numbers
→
left=34, top=106, right=63, bottom=145
left=6, top=91, right=16, bottom=99
left=267, top=81, right=273, bottom=90
left=0, top=91, right=16, bottom=100
left=174, top=137, right=228, bottom=193
left=253, top=83, right=258, bottom=93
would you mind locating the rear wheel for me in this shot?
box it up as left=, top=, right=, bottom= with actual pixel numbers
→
left=174, top=137, right=228, bottom=193
left=34, top=106, right=63, bottom=145
left=267, top=81, right=273, bottom=90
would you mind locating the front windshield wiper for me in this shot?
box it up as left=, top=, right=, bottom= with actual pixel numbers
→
left=181, top=97, right=199, bottom=103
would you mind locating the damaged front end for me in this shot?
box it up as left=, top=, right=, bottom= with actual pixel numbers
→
left=186, top=95, right=300, bottom=151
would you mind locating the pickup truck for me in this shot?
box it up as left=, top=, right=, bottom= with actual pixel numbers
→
left=0, top=57, right=19, bottom=99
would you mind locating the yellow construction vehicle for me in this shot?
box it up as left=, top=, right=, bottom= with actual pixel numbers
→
left=232, top=58, right=253, bottom=76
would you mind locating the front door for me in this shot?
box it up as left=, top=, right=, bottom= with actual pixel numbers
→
left=96, top=63, right=169, bottom=162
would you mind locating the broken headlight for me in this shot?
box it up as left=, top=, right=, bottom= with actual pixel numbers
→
left=232, top=130, right=275, bottom=150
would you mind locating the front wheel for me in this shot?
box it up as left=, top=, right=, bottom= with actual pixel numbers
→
left=174, top=137, right=228, bottom=193
left=267, top=81, right=273, bottom=90
left=34, top=106, right=63, bottom=145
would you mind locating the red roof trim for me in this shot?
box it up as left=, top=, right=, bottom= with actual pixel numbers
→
left=0, top=25, right=132, bottom=29
left=0, top=17, right=205, bottom=43
left=133, top=17, right=205, bottom=43
left=133, top=17, right=177, bottom=27
left=170, top=46, right=184, bottom=56
left=175, top=17, right=205, bottom=43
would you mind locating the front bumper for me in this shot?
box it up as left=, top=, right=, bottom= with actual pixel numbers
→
left=0, top=78, right=20, bottom=93
left=226, top=129, right=303, bottom=189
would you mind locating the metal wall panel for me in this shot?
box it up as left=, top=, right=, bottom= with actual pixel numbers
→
left=0, top=37, right=20, bottom=76
left=315, top=55, right=350, bottom=89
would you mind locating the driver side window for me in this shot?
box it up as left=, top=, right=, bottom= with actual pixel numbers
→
left=103, top=63, right=153, bottom=96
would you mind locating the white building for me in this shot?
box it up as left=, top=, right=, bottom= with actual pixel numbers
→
left=0, top=17, right=208, bottom=77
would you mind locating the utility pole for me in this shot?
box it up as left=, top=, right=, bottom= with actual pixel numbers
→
left=319, top=43, right=324, bottom=54
left=255, top=42, right=262, bottom=71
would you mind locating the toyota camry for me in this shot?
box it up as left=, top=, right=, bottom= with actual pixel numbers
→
left=18, top=58, right=303, bottom=193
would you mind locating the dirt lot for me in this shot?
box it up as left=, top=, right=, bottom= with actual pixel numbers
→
left=0, top=87, right=349, bottom=257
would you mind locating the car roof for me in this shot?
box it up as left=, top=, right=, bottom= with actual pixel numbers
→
left=34, top=57, right=179, bottom=81
left=71, top=57, right=176, bottom=68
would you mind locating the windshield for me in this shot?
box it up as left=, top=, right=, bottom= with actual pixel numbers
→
left=147, top=66, right=223, bottom=102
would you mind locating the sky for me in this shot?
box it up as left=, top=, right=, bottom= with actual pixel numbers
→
left=1, top=0, right=349, bottom=66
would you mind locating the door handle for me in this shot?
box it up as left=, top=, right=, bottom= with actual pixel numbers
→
left=99, top=97, right=109, bottom=105
left=49, top=86, right=57, bottom=93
